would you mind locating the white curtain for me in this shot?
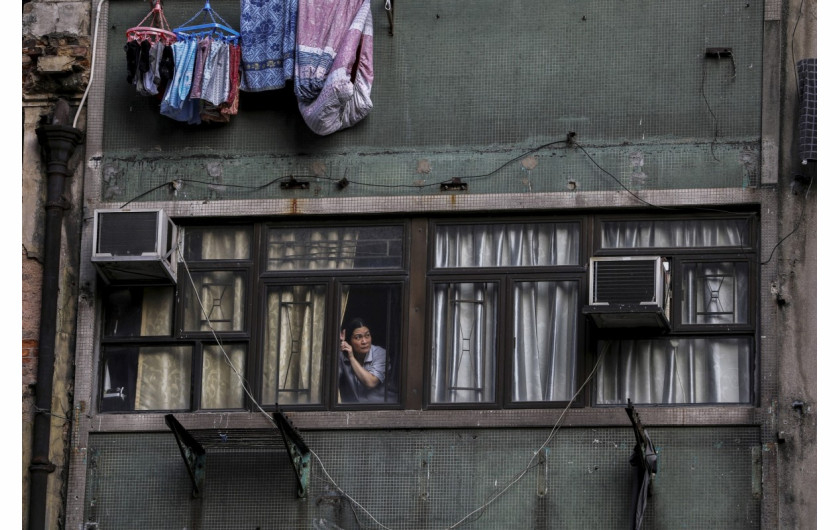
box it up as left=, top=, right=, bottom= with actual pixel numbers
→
left=512, top=281, right=578, bottom=402
left=262, top=285, right=326, bottom=405
left=431, top=223, right=579, bottom=404
left=262, top=227, right=359, bottom=405
left=202, top=344, right=246, bottom=409
left=600, top=219, right=747, bottom=249
left=595, top=338, right=751, bottom=404
left=596, top=220, right=752, bottom=404
left=135, top=345, right=192, bottom=410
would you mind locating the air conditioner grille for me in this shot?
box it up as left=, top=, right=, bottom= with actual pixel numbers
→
left=593, top=260, right=656, bottom=304
left=97, top=212, right=158, bottom=256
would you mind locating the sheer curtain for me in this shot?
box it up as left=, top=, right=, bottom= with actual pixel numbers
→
left=135, top=229, right=251, bottom=410
left=512, top=281, right=578, bottom=402
left=261, top=227, right=359, bottom=405
left=595, top=338, right=751, bottom=404
left=431, top=223, right=579, bottom=404
left=596, top=219, right=752, bottom=404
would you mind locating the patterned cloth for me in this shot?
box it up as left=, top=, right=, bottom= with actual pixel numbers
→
left=796, top=58, right=817, bottom=163
left=240, top=0, right=298, bottom=92
left=296, top=0, right=374, bottom=135
left=160, top=39, right=201, bottom=124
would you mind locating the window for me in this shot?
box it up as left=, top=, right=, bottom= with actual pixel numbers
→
left=427, top=221, right=583, bottom=407
left=593, top=216, right=756, bottom=405
left=96, top=213, right=757, bottom=413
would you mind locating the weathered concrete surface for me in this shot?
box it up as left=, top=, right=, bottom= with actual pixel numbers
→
left=775, top=0, right=817, bottom=528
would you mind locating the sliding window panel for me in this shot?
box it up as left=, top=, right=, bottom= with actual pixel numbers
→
left=201, top=343, right=247, bottom=409
left=102, top=286, right=174, bottom=338
left=595, top=337, right=752, bottom=405
left=182, top=270, right=248, bottom=332
left=429, top=282, right=498, bottom=405
left=510, top=280, right=579, bottom=403
left=261, top=284, right=327, bottom=406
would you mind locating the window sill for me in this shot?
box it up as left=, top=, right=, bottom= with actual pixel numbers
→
left=86, top=406, right=761, bottom=433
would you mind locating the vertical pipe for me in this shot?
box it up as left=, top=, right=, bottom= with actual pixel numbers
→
left=29, top=118, right=83, bottom=530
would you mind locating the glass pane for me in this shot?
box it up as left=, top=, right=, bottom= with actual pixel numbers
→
left=101, top=345, right=192, bottom=412
left=682, top=262, right=749, bottom=325
left=595, top=337, right=752, bottom=404
left=183, top=227, right=251, bottom=260
left=434, top=222, right=579, bottom=268
left=202, top=344, right=246, bottom=409
left=430, top=282, right=497, bottom=404
left=266, top=226, right=404, bottom=271
left=600, top=219, right=749, bottom=249
left=511, top=281, right=578, bottom=402
left=337, top=284, right=402, bottom=404
left=183, top=270, right=247, bottom=332
left=261, top=285, right=326, bottom=405
left=103, top=286, right=174, bottom=337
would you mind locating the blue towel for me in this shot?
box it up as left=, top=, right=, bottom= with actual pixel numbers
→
left=240, top=0, right=298, bottom=92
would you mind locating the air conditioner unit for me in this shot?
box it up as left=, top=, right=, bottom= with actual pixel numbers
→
left=91, top=209, right=177, bottom=284
left=582, top=256, right=670, bottom=330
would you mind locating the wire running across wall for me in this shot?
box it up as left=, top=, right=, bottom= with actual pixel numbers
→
left=97, top=0, right=765, bottom=206
left=176, top=238, right=610, bottom=530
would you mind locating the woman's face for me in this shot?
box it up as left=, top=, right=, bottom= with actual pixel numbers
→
left=349, top=326, right=372, bottom=356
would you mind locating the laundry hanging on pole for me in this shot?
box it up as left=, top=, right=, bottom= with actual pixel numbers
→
left=295, top=0, right=374, bottom=135
left=239, top=0, right=298, bottom=92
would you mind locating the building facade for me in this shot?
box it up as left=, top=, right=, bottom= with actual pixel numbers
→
left=23, top=0, right=817, bottom=528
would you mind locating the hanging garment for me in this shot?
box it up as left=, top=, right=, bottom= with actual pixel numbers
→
left=158, top=44, right=175, bottom=96
left=161, top=39, right=201, bottom=124
left=201, top=39, right=231, bottom=106
left=189, top=37, right=213, bottom=100
left=240, top=0, right=297, bottom=92
left=124, top=40, right=142, bottom=84
left=221, top=44, right=242, bottom=116
left=140, top=40, right=162, bottom=96
left=296, top=0, right=373, bottom=136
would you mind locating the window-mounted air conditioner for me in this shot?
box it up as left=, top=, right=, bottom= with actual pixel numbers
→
left=582, top=256, right=671, bottom=330
left=91, top=209, right=177, bottom=284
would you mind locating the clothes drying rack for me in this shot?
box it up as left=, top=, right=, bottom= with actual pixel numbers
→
left=126, top=0, right=177, bottom=45
left=174, top=0, right=240, bottom=43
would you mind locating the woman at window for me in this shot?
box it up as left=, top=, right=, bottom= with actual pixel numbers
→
left=338, top=318, right=386, bottom=402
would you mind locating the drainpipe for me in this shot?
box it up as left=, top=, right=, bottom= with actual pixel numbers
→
left=29, top=100, right=83, bottom=530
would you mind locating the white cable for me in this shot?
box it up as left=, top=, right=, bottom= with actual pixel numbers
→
left=447, top=343, right=607, bottom=529
left=177, top=242, right=393, bottom=530
left=74, top=0, right=108, bottom=129
left=178, top=240, right=608, bottom=530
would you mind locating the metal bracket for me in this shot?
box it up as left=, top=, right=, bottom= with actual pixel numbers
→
left=440, top=177, right=468, bottom=192
left=280, top=176, right=310, bottom=190
left=272, top=411, right=311, bottom=498
left=164, top=414, right=207, bottom=498
left=625, top=400, right=658, bottom=530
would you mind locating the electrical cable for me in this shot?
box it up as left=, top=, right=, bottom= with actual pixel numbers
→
left=761, top=174, right=813, bottom=266
left=177, top=241, right=393, bottom=530
left=447, top=343, right=607, bottom=529
left=178, top=236, right=610, bottom=530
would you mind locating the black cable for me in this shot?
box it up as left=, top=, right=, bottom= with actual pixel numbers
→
left=761, top=176, right=813, bottom=266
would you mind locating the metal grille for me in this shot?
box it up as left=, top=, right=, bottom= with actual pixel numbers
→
left=99, top=0, right=764, bottom=206
left=593, top=259, right=657, bottom=304
left=85, top=426, right=760, bottom=529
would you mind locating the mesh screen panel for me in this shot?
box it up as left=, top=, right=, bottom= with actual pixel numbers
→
left=85, top=426, right=760, bottom=529
left=100, top=0, right=763, bottom=205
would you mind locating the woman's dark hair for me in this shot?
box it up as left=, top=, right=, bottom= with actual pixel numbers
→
left=345, top=317, right=369, bottom=335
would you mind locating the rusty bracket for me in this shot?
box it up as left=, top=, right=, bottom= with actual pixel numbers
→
left=272, top=411, right=311, bottom=498
left=440, top=177, right=468, bottom=192
left=165, top=414, right=206, bottom=498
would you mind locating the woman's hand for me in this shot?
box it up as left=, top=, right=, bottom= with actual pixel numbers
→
left=340, top=329, right=353, bottom=358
